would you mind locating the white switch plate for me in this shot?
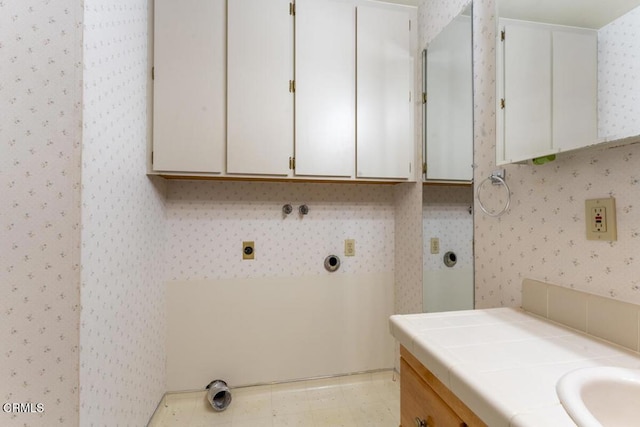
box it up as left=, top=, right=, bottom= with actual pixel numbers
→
left=345, top=239, right=355, bottom=257
left=585, top=198, right=616, bottom=241
left=430, top=238, right=440, bottom=254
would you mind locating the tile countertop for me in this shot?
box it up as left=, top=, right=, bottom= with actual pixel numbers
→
left=390, top=307, right=640, bottom=427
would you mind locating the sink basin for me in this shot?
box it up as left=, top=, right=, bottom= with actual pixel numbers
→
left=556, top=366, right=640, bottom=427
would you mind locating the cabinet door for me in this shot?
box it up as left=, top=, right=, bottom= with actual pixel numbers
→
left=425, top=15, right=473, bottom=181
left=501, top=23, right=552, bottom=163
left=552, top=30, right=598, bottom=152
left=356, top=4, right=413, bottom=179
left=401, top=359, right=466, bottom=427
left=153, top=0, right=225, bottom=173
left=295, top=0, right=355, bottom=177
left=227, top=0, right=293, bottom=175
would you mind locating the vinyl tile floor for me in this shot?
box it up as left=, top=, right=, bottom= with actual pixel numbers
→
left=148, top=370, right=400, bottom=427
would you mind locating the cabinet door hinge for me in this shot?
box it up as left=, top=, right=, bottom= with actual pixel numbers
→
left=500, top=98, right=505, bottom=109
left=152, top=66, right=155, bottom=80
left=151, top=151, right=154, bottom=165
left=501, top=30, right=505, bottom=41
left=422, top=92, right=427, bottom=104
left=289, top=80, right=295, bottom=93
left=422, top=162, right=427, bottom=174
left=289, top=156, right=296, bottom=170
left=289, top=2, right=295, bottom=16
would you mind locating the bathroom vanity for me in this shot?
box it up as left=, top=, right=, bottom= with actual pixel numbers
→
left=400, top=344, right=485, bottom=427
left=391, top=297, right=640, bottom=426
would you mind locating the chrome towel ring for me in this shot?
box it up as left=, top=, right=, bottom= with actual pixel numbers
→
left=477, top=169, right=511, bottom=217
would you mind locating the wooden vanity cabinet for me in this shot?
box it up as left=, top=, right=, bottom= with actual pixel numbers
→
left=400, top=346, right=486, bottom=427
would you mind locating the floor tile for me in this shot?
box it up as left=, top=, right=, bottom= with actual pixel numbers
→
left=148, top=370, right=400, bottom=427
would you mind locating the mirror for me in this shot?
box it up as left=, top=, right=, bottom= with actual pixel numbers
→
left=422, top=2, right=475, bottom=313
left=423, top=4, right=473, bottom=182
left=497, top=0, right=640, bottom=164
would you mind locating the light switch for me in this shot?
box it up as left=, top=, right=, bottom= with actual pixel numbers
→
left=585, top=198, right=616, bottom=241
left=345, top=239, right=355, bottom=257
left=430, top=238, right=440, bottom=254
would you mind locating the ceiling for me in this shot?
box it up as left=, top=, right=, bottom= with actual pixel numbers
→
left=499, top=0, right=640, bottom=29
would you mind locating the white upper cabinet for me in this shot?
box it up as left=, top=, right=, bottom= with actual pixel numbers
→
left=152, top=0, right=416, bottom=181
left=500, top=22, right=552, bottom=163
left=227, top=0, right=294, bottom=176
left=295, top=0, right=356, bottom=178
left=497, top=19, right=597, bottom=165
left=356, top=3, right=413, bottom=179
left=552, top=31, right=598, bottom=152
left=152, top=0, right=226, bottom=173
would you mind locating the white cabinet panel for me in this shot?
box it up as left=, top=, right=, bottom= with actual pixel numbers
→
left=227, top=0, right=293, bottom=175
left=553, top=30, right=597, bottom=152
left=153, top=0, right=225, bottom=173
left=356, top=4, right=413, bottom=179
left=502, top=23, right=552, bottom=163
left=498, top=20, right=598, bottom=165
left=425, top=15, right=473, bottom=181
left=295, top=0, right=356, bottom=177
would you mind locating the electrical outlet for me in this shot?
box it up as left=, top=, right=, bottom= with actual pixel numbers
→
left=345, top=239, right=355, bottom=257
left=585, top=198, right=617, bottom=241
left=242, top=241, right=255, bottom=260
left=430, top=238, right=440, bottom=254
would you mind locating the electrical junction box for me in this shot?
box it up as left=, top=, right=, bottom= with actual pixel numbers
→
left=585, top=198, right=617, bottom=241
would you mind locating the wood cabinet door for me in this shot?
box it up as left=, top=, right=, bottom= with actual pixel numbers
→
left=153, top=0, right=226, bottom=173
left=401, top=359, right=466, bottom=427
left=227, top=0, right=293, bottom=176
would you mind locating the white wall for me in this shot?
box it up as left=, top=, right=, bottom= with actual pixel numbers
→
left=0, top=1, right=83, bottom=425
left=167, top=274, right=394, bottom=389
left=80, top=0, right=167, bottom=425
left=164, top=181, right=396, bottom=389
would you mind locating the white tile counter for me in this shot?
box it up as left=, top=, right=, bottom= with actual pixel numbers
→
left=390, top=308, right=640, bottom=427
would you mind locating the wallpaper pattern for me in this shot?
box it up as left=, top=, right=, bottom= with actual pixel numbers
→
left=0, top=1, right=83, bottom=426
left=473, top=0, right=640, bottom=308
left=598, top=5, right=640, bottom=139
left=394, top=183, right=423, bottom=314
left=79, top=1, right=166, bottom=426
left=165, top=181, right=394, bottom=279
left=423, top=186, right=473, bottom=271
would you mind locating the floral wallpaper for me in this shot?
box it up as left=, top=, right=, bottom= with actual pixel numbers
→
left=394, top=183, right=423, bottom=314
left=598, top=5, right=640, bottom=139
left=473, top=0, right=640, bottom=308
left=0, top=0, right=83, bottom=426
left=423, top=186, right=473, bottom=272
left=165, top=181, right=394, bottom=280
left=79, top=0, right=167, bottom=426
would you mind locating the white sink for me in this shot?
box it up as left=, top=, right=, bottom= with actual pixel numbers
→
left=556, top=366, right=640, bottom=427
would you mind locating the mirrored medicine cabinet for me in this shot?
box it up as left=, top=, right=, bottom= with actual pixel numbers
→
left=497, top=0, right=640, bottom=165
left=421, top=2, right=475, bottom=314
left=422, top=3, right=473, bottom=183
